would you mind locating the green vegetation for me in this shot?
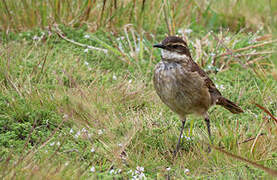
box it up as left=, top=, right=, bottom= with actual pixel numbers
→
left=0, top=0, right=276, bottom=179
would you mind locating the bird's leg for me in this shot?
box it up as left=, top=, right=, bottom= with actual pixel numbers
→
left=204, top=114, right=212, bottom=152
left=173, top=117, right=186, bottom=158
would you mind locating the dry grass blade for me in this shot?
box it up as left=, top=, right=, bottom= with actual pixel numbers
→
left=254, top=103, right=277, bottom=124
left=53, top=24, right=108, bottom=53
left=216, top=39, right=277, bottom=58
left=233, top=51, right=274, bottom=58
left=211, top=145, right=277, bottom=177
left=238, top=133, right=265, bottom=144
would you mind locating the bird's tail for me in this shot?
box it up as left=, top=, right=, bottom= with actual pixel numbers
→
left=216, top=97, right=243, bottom=114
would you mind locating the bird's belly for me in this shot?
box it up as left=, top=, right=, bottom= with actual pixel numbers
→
left=153, top=62, right=211, bottom=116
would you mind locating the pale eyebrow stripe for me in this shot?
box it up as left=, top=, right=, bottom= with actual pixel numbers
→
left=169, top=43, right=186, bottom=47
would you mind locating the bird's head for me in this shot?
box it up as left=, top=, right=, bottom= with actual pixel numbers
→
left=154, top=36, right=191, bottom=62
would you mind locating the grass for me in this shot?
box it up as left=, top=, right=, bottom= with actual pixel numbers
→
left=0, top=0, right=277, bottom=179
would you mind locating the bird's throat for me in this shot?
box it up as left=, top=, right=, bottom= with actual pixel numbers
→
left=161, top=49, right=190, bottom=62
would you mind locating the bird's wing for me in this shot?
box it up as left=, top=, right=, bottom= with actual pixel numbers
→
left=190, top=61, right=222, bottom=97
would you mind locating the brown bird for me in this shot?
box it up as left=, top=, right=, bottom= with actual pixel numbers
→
left=153, top=36, right=243, bottom=157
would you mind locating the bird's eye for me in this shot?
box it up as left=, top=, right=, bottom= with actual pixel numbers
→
left=171, top=45, right=179, bottom=49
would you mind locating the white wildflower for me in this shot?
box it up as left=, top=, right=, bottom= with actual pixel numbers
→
left=128, top=79, right=132, bottom=83
left=84, top=34, right=90, bottom=39
left=84, top=61, right=89, bottom=66
left=184, top=28, right=193, bottom=34
left=216, top=84, right=225, bottom=90
left=63, top=114, right=68, bottom=119
left=128, top=170, right=133, bottom=174
left=109, top=169, right=115, bottom=175
left=56, top=141, right=61, bottom=146
left=70, top=128, right=74, bottom=134
left=50, top=142, right=55, bottom=146
left=136, top=166, right=144, bottom=172
left=33, top=35, right=40, bottom=41
left=177, top=29, right=183, bottom=34
left=65, top=162, right=69, bottom=166
left=74, top=131, right=81, bottom=138
left=84, top=48, right=89, bottom=53
left=90, top=166, right=96, bottom=172
left=112, top=75, right=117, bottom=80
left=184, top=168, right=190, bottom=174
left=181, top=135, right=192, bottom=141
left=82, top=128, right=88, bottom=133
left=118, top=143, right=123, bottom=147
left=91, top=147, right=95, bottom=153
left=225, top=36, right=230, bottom=42
left=210, top=53, right=216, bottom=57
left=98, top=129, right=103, bottom=135
left=116, top=36, right=125, bottom=41
left=207, top=65, right=213, bottom=70
left=166, top=167, right=171, bottom=171
left=138, top=172, right=146, bottom=179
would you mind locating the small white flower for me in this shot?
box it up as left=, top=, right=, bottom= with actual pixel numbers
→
left=65, top=162, right=69, bottom=166
left=136, top=166, right=144, bottom=172
left=82, top=128, right=88, bottom=133
left=210, top=53, right=216, bottom=57
left=128, top=79, right=132, bottom=83
left=216, top=84, right=225, bottom=90
left=225, top=36, right=230, bottom=42
left=90, top=166, right=96, bottom=172
left=33, top=35, right=40, bottom=41
left=84, top=61, right=89, bottom=66
left=74, top=131, right=81, bottom=138
left=117, top=169, right=122, bottom=173
left=128, top=170, right=133, bottom=174
left=109, top=169, right=115, bottom=174
left=112, top=75, right=117, bottom=80
left=207, top=65, right=213, bottom=70
left=138, top=172, right=146, bottom=179
left=177, top=29, right=183, bottom=34
left=84, top=48, right=89, bottom=53
left=181, top=135, right=192, bottom=141
left=50, top=142, right=55, bottom=146
left=91, top=147, right=95, bottom=153
left=118, top=143, right=123, bottom=147
left=166, top=167, right=171, bottom=171
left=184, top=168, right=190, bottom=174
left=184, top=28, right=193, bottom=34
left=88, top=133, right=92, bottom=138
left=116, top=36, right=125, bottom=41
left=84, top=34, right=90, bottom=39
left=98, top=129, right=103, bottom=135
left=63, top=114, right=68, bottom=119
left=56, top=141, right=61, bottom=146
left=70, top=128, right=74, bottom=134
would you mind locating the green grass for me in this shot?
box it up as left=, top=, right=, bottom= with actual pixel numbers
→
left=0, top=0, right=277, bottom=179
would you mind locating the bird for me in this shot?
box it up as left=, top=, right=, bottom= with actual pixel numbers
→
left=153, top=36, right=243, bottom=157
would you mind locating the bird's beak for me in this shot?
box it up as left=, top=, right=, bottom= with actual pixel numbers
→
left=153, top=44, right=166, bottom=49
